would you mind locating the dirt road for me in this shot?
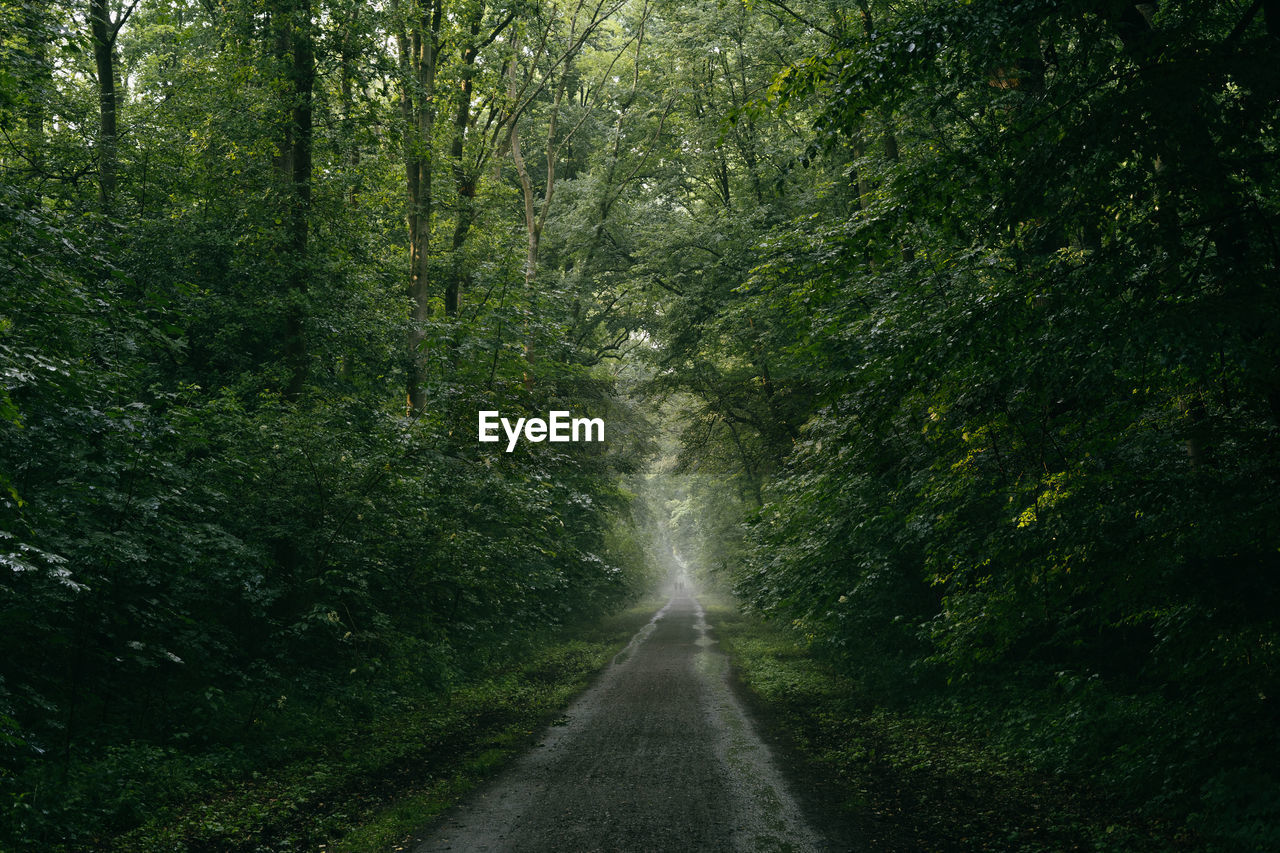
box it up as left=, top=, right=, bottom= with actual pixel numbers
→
left=412, top=593, right=830, bottom=852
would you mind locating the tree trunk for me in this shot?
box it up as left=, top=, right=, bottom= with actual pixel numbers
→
left=89, top=0, right=118, bottom=209
left=506, top=36, right=545, bottom=389
left=507, top=45, right=544, bottom=290
left=403, top=0, right=442, bottom=416
left=340, top=27, right=360, bottom=210
left=446, top=15, right=483, bottom=319
left=283, top=0, right=313, bottom=401
left=23, top=3, right=47, bottom=143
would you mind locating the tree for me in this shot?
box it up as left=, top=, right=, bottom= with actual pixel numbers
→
left=87, top=0, right=139, bottom=208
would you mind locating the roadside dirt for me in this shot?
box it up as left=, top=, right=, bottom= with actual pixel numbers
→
left=410, top=593, right=833, bottom=852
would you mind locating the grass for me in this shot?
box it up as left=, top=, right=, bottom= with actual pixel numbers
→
left=95, top=592, right=1194, bottom=852
left=102, top=598, right=662, bottom=853
left=703, top=595, right=1194, bottom=853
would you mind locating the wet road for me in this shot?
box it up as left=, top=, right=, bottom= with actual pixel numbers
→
left=412, top=594, right=828, bottom=852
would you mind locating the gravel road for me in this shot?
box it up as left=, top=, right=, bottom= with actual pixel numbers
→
left=412, top=593, right=831, bottom=852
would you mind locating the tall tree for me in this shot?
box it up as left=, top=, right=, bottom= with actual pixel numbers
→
left=87, top=0, right=138, bottom=208
left=275, top=0, right=315, bottom=399
left=394, top=0, right=442, bottom=415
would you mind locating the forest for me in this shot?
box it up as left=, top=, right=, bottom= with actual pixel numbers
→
left=1, top=0, right=1278, bottom=849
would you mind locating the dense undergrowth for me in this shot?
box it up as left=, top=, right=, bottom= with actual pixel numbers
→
left=2, top=1, right=665, bottom=845
left=62, top=601, right=658, bottom=853
left=708, top=598, right=1204, bottom=853
left=647, top=3, right=1280, bottom=846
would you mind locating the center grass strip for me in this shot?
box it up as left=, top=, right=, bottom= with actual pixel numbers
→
left=108, top=601, right=661, bottom=853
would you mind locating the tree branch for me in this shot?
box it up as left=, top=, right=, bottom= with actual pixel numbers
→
left=110, top=0, right=142, bottom=42
left=759, top=0, right=834, bottom=40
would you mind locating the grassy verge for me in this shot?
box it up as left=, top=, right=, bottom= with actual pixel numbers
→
left=105, top=599, right=661, bottom=853
left=704, top=596, right=1193, bottom=853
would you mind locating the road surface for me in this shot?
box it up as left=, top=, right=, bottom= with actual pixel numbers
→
left=412, top=593, right=830, bottom=852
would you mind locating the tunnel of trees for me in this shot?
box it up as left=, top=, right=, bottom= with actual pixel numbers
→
left=2, top=0, right=1278, bottom=848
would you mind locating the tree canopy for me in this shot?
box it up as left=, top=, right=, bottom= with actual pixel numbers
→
left=2, top=0, right=1278, bottom=848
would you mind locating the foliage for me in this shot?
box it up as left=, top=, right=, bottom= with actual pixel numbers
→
left=627, top=0, right=1280, bottom=846
left=711, top=600, right=1192, bottom=851
left=3, top=0, right=1278, bottom=847
left=1, top=0, right=659, bottom=846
